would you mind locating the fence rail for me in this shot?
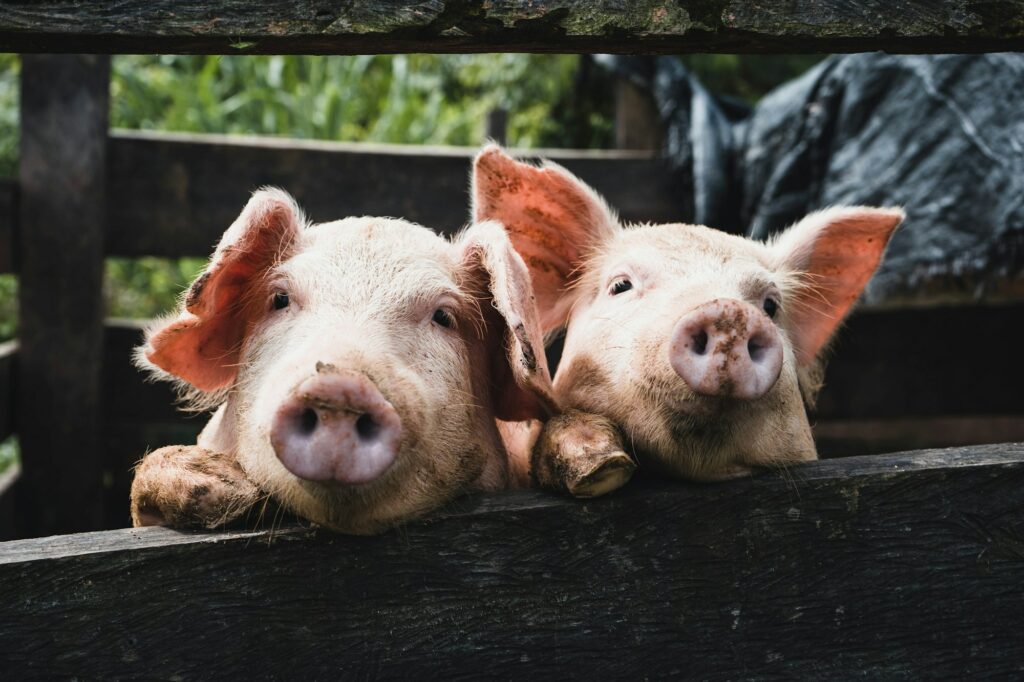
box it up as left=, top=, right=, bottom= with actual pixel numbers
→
left=1, top=1, right=1023, bottom=54
left=2, top=443, right=1023, bottom=678
left=105, top=130, right=681, bottom=259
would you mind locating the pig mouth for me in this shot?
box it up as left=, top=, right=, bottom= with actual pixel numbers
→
left=660, top=391, right=730, bottom=420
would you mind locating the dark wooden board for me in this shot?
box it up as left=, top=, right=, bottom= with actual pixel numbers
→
left=0, top=463, right=18, bottom=541
left=106, top=130, right=684, bottom=259
left=101, top=320, right=206, bottom=530
left=814, top=416, right=1024, bottom=458
left=0, top=179, right=15, bottom=274
left=15, top=55, right=109, bottom=537
left=2, top=444, right=1024, bottom=678
left=814, top=302, right=1024, bottom=420
left=0, top=340, right=14, bottom=443
left=1, top=1, right=1023, bottom=54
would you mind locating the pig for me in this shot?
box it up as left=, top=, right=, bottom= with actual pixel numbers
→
left=472, top=146, right=902, bottom=483
left=130, top=187, right=562, bottom=534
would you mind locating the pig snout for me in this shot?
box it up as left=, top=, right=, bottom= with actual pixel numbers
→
left=270, top=371, right=402, bottom=484
left=669, top=298, right=783, bottom=401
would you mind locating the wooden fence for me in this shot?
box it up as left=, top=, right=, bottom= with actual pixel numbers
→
left=2, top=444, right=1024, bottom=678
left=0, top=3, right=1022, bottom=676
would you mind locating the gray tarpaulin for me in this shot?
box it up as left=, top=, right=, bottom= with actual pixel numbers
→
left=602, top=54, right=1024, bottom=304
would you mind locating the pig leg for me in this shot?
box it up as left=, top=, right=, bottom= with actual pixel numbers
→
left=531, top=411, right=636, bottom=498
left=131, top=445, right=264, bottom=529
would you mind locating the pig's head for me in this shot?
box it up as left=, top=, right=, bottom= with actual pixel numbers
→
left=473, top=147, right=901, bottom=481
left=138, top=188, right=555, bottom=533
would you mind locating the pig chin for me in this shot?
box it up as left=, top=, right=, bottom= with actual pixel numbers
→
left=632, top=367, right=816, bottom=481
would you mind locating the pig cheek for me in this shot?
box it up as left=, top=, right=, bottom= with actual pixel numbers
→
left=738, top=348, right=817, bottom=468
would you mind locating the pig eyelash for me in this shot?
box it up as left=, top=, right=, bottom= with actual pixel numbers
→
left=431, top=308, right=457, bottom=330
left=608, top=277, right=633, bottom=296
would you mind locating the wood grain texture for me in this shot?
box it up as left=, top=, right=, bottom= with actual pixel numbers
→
left=15, top=55, right=109, bottom=537
left=0, top=179, right=15, bottom=273
left=0, top=340, right=14, bottom=443
left=814, top=302, right=1024, bottom=420
left=1, top=444, right=1023, bottom=678
left=0, top=1, right=1023, bottom=54
left=106, top=130, right=684, bottom=258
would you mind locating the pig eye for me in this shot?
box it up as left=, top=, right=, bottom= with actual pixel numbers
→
left=272, top=291, right=290, bottom=310
left=763, top=297, right=779, bottom=319
left=610, top=278, right=633, bottom=295
left=432, top=308, right=456, bottom=329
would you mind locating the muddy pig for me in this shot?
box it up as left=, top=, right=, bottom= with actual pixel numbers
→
left=473, top=146, right=902, bottom=483
left=130, top=188, right=560, bottom=534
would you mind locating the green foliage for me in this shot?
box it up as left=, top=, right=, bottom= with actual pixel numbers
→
left=678, top=54, right=824, bottom=103
left=111, top=54, right=609, bottom=149
left=105, top=257, right=206, bottom=320
left=0, top=55, right=17, bottom=178
left=0, top=436, right=16, bottom=474
left=0, top=275, right=14, bottom=340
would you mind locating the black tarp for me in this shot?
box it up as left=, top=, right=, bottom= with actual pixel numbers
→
left=602, top=54, right=1024, bottom=304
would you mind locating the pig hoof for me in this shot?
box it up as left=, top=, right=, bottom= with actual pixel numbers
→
left=567, top=452, right=636, bottom=498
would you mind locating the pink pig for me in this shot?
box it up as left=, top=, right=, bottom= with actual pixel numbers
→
left=130, top=188, right=560, bottom=534
left=473, top=146, right=903, bottom=483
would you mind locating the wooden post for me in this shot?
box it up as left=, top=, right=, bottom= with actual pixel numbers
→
left=615, top=75, right=662, bottom=151
left=16, top=55, right=109, bottom=537
left=485, top=107, right=509, bottom=146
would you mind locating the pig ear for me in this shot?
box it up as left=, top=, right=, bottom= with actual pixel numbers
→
left=772, top=206, right=904, bottom=367
left=459, top=221, right=559, bottom=422
left=472, top=144, right=619, bottom=333
left=139, top=188, right=303, bottom=392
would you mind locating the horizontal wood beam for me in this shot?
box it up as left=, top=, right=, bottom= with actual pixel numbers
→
left=2, top=443, right=1024, bottom=677
left=813, top=302, right=1024, bottom=420
left=0, top=180, right=15, bottom=274
left=1, top=1, right=1023, bottom=54
left=106, top=130, right=684, bottom=259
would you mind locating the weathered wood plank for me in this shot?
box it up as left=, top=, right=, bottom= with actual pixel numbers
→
left=0, top=340, right=14, bottom=443
left=106, top=130, right=684, bottom=258
left=615, top=75, right=662, bottom=151
left=814, top=416, right=1024, bottom=458
left=0, top=179, right=15, bottom=273
left=814, top=302, right=1024, bottom=420
left=15, top=55, right=109, bottom=537
left=1, top=443, right=1023, bottom=678
left=1, top=1, right=1023, bottom=54
left=101, top=319, right=205, bottom=530
left=0, top=463, right=19, bottom=541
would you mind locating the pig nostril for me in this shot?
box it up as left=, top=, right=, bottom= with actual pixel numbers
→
left=355, top=413, right=379, bottom=442
left=298, top=408, right=318, bottom=436
left=748, top=338, right=765, bottom=362
left=691, top=330, right=708, bottom=355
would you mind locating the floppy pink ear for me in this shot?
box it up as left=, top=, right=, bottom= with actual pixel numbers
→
left=141, top=188, right=302, bottom=391
left=472, top=144, right=619, bottom=333
left=773, top=206, right=904, bottom=366
left=459, top=221, right=559, bottom=422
